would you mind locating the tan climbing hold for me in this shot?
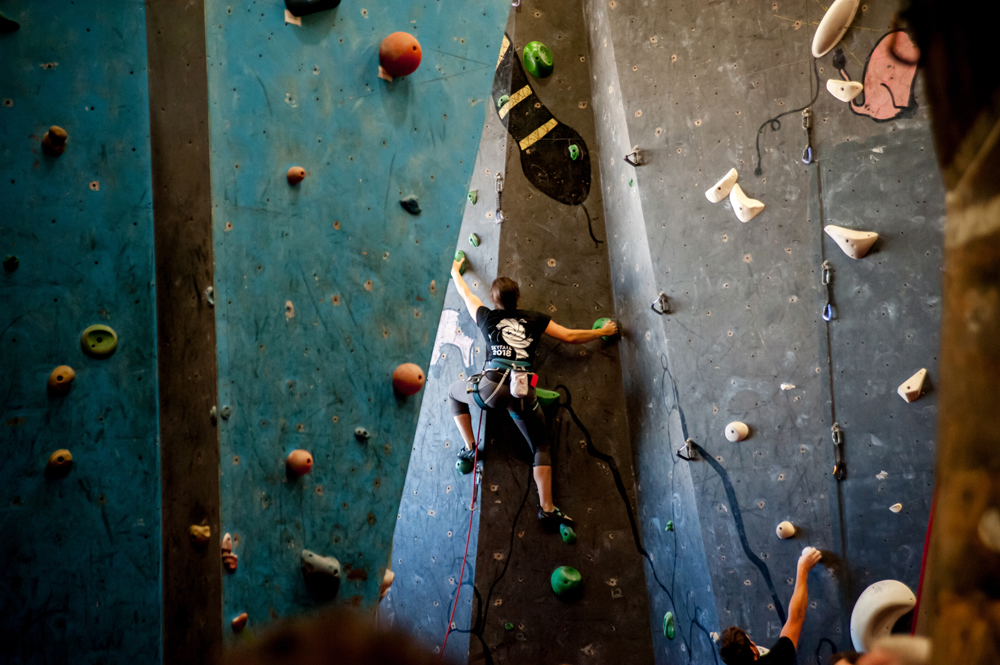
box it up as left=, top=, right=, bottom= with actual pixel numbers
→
left=729, top=183, right=764, bottom=222
left=824, top=225, right=878, bottom=259
left=890, top=503, right=903, bottom=513
left=47, top=449, right=73, bottom=473
left=776, top=521, right=796, bottom=539
left=189, top=524, right=211, bottom=545
left=47, top=365, right=75, bottom=394
left=286, top=449, right=314, bottom=476
left=42, top=125, right=68, bottom=156
left=221, top=532, right=238, bottom=572
left=826, top=79, right=863, bottom=102
left=725, top=422, right=749, bottom=442
left=287, top=166, right=305, bottom=185
left=897, top=368, right=927, bottom=403
left=380, top=568, right=395, bottom=601
left=705, top=168, right=738, bottom=203
left=232, top=613, right=248, bottom=632
left=812, top=0, right=859, bottom=58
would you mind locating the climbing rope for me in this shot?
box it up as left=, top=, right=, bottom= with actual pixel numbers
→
left=753, top=58, right=821, bottom=177
left=440, top=407, right=485, bottom=657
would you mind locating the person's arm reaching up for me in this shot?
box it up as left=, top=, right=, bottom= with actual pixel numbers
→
left=543, top=319, right=618, bottom=344
left=780, top=546, right=823, bottom=648
left=450, top=257, right=483, bottom=319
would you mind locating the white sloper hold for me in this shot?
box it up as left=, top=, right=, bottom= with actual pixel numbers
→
left=890, top=503, right=903, bottom=513
left=812, top=0, right=860, bottom=58
left=897, top=368, right=927, bottom=403
left=705, top=168, right=738, bottom=203
left=827, top=78, right=864, bottom=102
left=776, top=521, right=796, bottom=539
left=850, top=580, right=916, bottom=651
left=725, top=422, right=749, bottom=442
left=824, top=225, right=878, bottom=259
left=729, top=183, right=765, bottom=222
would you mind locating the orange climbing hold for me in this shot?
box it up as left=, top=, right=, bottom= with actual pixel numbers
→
left=392, top=363, right=425, bottom=396
left=47, top=365, right=75, bottom=394
left=287, top=166, right=306, bottom=185
left=286, top=449, right=314, bottom=476
left=47, top=449, right=73, bottom=474
left=379, top=32, right=422, bottom=78
left=232, top=613, right=248, bottom=633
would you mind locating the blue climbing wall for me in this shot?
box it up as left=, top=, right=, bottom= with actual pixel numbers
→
left=204, top=0, right=509, bottom=630
left=0, top=2, right=161, bottom=663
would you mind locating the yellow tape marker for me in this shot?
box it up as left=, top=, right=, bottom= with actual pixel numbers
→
left=499, top=85, right=532, bottom=119
left=519, top=118, right=558, bottom=151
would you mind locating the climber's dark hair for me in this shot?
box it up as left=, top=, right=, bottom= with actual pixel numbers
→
left=719, top=626, right=756, bottom=665
left=490, top=277, right=520, bottom=311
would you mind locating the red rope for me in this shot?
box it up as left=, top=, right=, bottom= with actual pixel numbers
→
left=440, top=409, right=484, bottom=658
left=911, top=489, right=937, bottom=635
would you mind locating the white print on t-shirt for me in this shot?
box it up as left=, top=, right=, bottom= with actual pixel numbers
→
left=495, top=318, right=532, bottom=360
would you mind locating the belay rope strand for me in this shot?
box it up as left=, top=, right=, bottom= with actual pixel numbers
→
left=753, top=58, right=821, bottom=177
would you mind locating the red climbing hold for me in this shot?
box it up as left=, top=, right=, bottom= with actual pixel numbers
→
left=231, top=613, right=248, bottom=633
left=379, top=32, right=422, bottom=78
left=392, top=363, right=425, bottom=396
left=286, top=449, right=314, bottom=476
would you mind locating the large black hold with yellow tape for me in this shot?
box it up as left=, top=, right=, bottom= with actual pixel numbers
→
left=492, top=33, right=590, bottom=206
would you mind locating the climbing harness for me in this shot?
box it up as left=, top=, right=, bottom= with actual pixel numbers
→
left=801, top=107, right=814, bottom=165
left=831, top=422, right=846, bottom=480
left=821, top=260, right=835, bottom=321
left=494, top=172, right=505, bottom=223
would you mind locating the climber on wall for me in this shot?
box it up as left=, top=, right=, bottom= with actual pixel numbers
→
left=719, top=547, right=824, bottom=665
left=447, top=254, right=617, bottom=525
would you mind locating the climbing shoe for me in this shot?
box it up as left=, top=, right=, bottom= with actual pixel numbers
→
left=538, top=506, right=574, bottom=526
left=457, top=446, right=477, bottom=461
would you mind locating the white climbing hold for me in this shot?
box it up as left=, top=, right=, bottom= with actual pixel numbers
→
left=705, top=168, right=738, bottom=203
left=725, top=422, right=749, bottom=442
left=897, top=368, right=927, bottom=403
left=812, top=0, right=860, bottom=58
left=729, top=183, right=764, bottom=222
left=890, top=503, right=903, bottom=513
left=776, top=521, right=796, bottom=539
left=876, top=470, right=888, bottom=480
left=850, top=580, right=916, bottom=651
left=285, top=300, right=295, bottom=320
left=710, top=631, right=720, bottom=643
left=283, top=9, right=302, bottom=26
left=824, top=225, right=878, bottom=259
left=977, top=508, right=1000, bottom=553
left=826, top=78, right=864, bottom=102
left=780, top=383, right=796, bottom=391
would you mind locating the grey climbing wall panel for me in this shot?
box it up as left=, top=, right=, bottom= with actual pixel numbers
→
left=470, top=1, right=654, bottom=662
left=0, top=2, right=162, bottom=662
left=582, top=0, right=943, bottom=663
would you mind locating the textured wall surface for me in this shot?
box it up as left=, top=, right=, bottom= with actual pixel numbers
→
left=204, top=0, right=510, bottom=632
left=0, top=2, right=161, bottom=662
left=582, top=0, right=943, bottom=663
left=383, top=67, right=509, bottom=660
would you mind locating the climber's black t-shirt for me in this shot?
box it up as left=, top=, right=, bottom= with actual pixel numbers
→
left=758, top=637, right=796, bottom=665
left=476, top=306, right=551, bottom=367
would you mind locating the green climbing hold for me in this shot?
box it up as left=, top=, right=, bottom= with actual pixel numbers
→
left=665, top=520, right=674, bottom=532
left=568, top=144, right=580, bottom=161
left=592, top=317, right=616, bottom=342
left=497, top=94, right=510, bottom=110
left=80, top=325, right=118, bottom=359
left=535, top=387, right=560, bottom=406
left=456, top=458, right=473, bottom=474
left=559, top=524, right=576, bottom=544
left=663, top=611, right=675, bottom=639
left=629, top=179, right=634, bottom=187
left=550, top=566, right=582, bottom=598
left=468, top=190, right=478, bottom=205
left=522, top=41, right=554, bottom=79
left=504, top=622, right=514, bottom=631
left=3, top=255, right=18, bottom=272
left=469, top=233, right=480, bottom=248
left=454, top=250, right=468, bottom=275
